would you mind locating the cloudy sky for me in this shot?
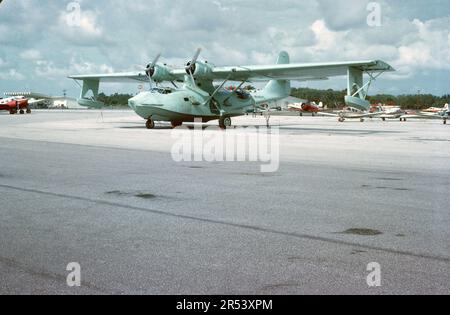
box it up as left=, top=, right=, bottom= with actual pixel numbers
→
left=0, top=0, right=449, bottom=97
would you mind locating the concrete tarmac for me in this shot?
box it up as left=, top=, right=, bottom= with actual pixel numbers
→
left=0, top=110, right=449, bottom=295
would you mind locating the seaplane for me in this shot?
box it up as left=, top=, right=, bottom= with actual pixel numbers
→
left=69, top=49, right=394, bottom=129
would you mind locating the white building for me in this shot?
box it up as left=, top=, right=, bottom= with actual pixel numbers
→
left=50, top=97, right=84, bottom=109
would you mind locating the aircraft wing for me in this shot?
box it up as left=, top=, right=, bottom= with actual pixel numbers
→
left=401, top=113, right=444, bottom=120
left=209, top=60, right=394, bottom=81
left=28, top=99, right=47, bottom=105
left=287, top=104, right=304, bottom=110
left=69, top=72, right=150, bottom=83
left=69, top=60, right=393, bottom=83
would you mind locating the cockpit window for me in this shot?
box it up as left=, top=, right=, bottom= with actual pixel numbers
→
left=150, top=88, right=173, bottom=95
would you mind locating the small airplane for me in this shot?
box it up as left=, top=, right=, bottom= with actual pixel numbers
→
left=69, top=49, right=394, bottom=129
left=422, top=103, right=449, bottom=113
left=0, top=96, right=33, bottom=114
left=288, top=101, right=324, bottom=116
left=0, top=92, right=56, bottom=114
left=317, top=107, right=377, bottom=122
left=400, top=106, right=449, bottom=124
left=375, top=106, right=406, bottom=121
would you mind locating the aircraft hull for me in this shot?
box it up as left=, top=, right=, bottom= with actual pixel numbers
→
left=129, top=90, right=253, bottom=122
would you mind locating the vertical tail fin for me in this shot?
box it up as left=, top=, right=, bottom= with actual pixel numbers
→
left=262, top=51, right=291, bottom=100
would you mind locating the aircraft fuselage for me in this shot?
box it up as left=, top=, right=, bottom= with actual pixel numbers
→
left=128, top=80, right=258, bottom=123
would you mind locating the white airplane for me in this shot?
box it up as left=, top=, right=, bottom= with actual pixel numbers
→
left=422, top=103, right=449, bottom=113
left=401, top=106, right=450, bottom=124
left=375, top=106, right=406, bottom=121
left=317, top=107, right=376, bottom=122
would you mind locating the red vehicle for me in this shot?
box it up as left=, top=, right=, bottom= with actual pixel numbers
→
left=0, top=97, right=32, bottom=114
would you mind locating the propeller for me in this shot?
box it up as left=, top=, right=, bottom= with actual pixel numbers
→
left=185, top=48, right=202, bottom=79
left=144, top=53, right=162, bottom=90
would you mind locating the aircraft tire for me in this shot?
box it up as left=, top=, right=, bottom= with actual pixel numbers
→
left=219, top=117, right=232, bottom=129
left=26, top=109, right=31, bottom=114
left=444, top=119, right=447, bottom=125
left=360, top=118, right=365, bottom=122
left=19, top=110, right=25, bottom=115
left=146, top=119, right=155, bottom=129
left=9, top=109, right=17, bottom=115
left=382, top=117, right=386, bottom=121
left=338, top=118, right=344, bottom=123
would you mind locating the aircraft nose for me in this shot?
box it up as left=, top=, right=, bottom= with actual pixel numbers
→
left=128, top=98, right=137, bottom=109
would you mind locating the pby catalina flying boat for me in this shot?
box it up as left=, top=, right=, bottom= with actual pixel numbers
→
left=69, top=49, right=394, bottom=129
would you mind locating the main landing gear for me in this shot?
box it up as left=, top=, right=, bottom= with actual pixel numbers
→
left=9, top=108, right=31, bottom=115
left=146, top=118, right=155, bottom=129
left=219, top=117, right=232, bottom=130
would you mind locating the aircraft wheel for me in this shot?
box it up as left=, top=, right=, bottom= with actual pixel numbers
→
left=338, top=118, right=344, bottom=123
left=146, top=119, right=155, bottom=129
left=444, top=119, right=447, bottom=125
left=219, top=117, right=232, bottom=129
left=360, top=118, right=365, bottom=122
left=19, top=110, right=25, bottom=115
left=171, top=121, right=182, bottom=128
left=382, top=118, right=386, bottom=121
left=9, top=109, right=17, bottom=115
left=26, top=109, right=31, bottom=114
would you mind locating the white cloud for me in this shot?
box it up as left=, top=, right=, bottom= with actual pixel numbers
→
left=0, top=69, right=26, bottom=81
left=20, top=49, right=42, bottom=61
left=56, top=8, right=104, bottom=45
left=34, top=58, right=114, bottom=78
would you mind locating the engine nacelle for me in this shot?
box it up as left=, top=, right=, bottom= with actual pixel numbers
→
left=186, top=61, right=214, bottom=78
left=147, top=64, right=174, bottom=82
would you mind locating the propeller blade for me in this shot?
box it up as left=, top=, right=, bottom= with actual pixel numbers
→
left=186, top=48, right=202, bottom=71
left=191, top=48, right=202, bottom=65
left=151, top=53, right=162, bottom=67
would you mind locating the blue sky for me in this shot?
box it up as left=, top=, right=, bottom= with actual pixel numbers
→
left=0, top=0, right=449, bottom=97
